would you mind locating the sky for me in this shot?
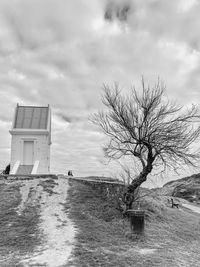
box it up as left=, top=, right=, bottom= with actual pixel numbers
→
left=0, top=0, right=200, bottom=186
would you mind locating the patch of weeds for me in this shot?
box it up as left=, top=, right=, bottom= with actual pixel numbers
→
left=0, top=181, right=41, bottom=266
left=38, top=178, right=58, bottom=195
left=66, top=179, right=200, bottom=267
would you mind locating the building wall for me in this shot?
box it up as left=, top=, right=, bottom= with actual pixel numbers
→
left=10, top=134, right=50, bottom=174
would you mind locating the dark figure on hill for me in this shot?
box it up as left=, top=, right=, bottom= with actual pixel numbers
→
left=4, top=164, right=10, bottom=175
left=68, top=170, right=73, bottom=176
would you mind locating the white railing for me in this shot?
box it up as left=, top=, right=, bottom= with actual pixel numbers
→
left=10, top=161, right=20, bottom=174
left=31, top=161, right=40, bottom=174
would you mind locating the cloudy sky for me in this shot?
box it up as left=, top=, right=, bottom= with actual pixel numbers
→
left=0, top=0, right=200, bottom=185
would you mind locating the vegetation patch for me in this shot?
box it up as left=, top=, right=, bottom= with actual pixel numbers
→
left=161, top=173, right=200, bottom=203
left=38, top=178, right=59, bottom=195
left=0, top=181, right=41, bottom=266
left=67, top=179, right=200, bottom=267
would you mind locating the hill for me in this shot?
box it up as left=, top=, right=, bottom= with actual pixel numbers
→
left=0, top=175, right=200, bottom=266
left=161, top=173, right=200, bottom=203
left=68, top=177, right=200, bottom=267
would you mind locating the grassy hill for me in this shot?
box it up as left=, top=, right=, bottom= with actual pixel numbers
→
left=0, top=179, right=41, bottom=266
left=68, top=178, right=200, bottom=267
left=161, top=173, right=200, bottom=203
left=0, top=175, right=200, bottom=266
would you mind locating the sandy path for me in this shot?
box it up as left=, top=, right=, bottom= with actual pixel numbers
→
left=20, top=177, right=75, bottom=267
left=182, top=203, right=200, bottom=214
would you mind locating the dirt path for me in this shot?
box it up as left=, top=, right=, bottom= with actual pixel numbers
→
left=19, top=177, right=75, bottom=267
left=182, top=203, right=200, bottom=214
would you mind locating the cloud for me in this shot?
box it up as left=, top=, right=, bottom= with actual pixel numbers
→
left=126, top=0, right=200, bottom=51
left=56, top=112, right=88, bottom=123
left=104, top=0, right=132, bottom=22
left=0, top=0, right=104, bottom=51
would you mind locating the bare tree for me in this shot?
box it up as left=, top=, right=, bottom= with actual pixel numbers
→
left=118, top=164, right=133, bottom=185
left=92, top=79, right=200, bottom=209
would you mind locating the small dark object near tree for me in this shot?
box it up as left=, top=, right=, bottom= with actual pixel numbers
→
left=171, top=198, right=179, bottom=208
left=127, top=209, right=145, bottom=234
left=68, top=170, right=73, bottom=176
left=92, top=78, right=200, bottom=210
left=4, top=164, right=10, bottom=175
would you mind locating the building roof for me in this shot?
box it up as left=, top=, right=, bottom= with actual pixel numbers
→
left=14, top=105, right=49, bottom=129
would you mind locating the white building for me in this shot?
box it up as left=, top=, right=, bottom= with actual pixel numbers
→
left=9, top=104, right=51, bottom=175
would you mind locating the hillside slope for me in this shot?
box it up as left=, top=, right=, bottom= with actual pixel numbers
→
left=1, top=175, right=200, bottom=266
left=68, top=178, right=200, bottom=267
left=161, top=173, right=200, bottom=203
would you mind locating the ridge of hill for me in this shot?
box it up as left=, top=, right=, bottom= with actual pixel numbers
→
left=161, top=173, right=200, bottom=203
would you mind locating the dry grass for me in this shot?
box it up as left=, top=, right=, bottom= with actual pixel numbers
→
left=67, top=180, right=200, bottom=267
left=0, top=177, right=199, bottom=266
left=38, top=178, right=59, bottom=195
left=0, top=180, right=41, bottom=266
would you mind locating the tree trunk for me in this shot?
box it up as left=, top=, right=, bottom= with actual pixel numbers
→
left=123, top=165, right=152, bottom=210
